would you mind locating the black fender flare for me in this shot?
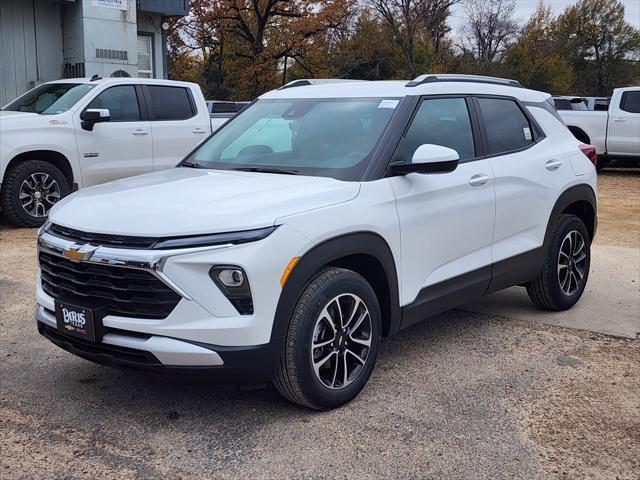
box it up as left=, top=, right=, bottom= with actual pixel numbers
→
left=543, top=184, right=597, bottom=249
left=270, top=231, right=401, bottom=349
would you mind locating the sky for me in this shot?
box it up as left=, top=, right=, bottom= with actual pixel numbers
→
left=448, top=0, right=640, bottom=34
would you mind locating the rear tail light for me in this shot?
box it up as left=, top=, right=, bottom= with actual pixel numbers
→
left=579, top=143, right=597, bottom=165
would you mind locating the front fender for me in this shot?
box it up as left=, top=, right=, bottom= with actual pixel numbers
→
left=271, top=231, right=402, bottom=348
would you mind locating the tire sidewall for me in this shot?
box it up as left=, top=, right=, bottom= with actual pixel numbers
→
left=545, top=216, right=591, bottom=309
left=291, top=270, right=381, bottom=409
left=2, top=161, right=70, bottom=227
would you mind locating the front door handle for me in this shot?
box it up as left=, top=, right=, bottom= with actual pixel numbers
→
left=545, top=159, right=563, bottom=171
left=132, top=129, right=149, bottom=136
left=469, top=174, right=491, bottom=187
left=192, top=128, right=207, bottom=134
left=613, top=117, right=626, bottom=122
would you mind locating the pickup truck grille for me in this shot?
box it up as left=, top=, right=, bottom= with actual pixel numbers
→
left=39, top=252, right=181, bottom=319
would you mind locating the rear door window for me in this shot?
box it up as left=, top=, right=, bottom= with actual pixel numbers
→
left=145, top=86, right=195, bottom=120
left=620, top=91, right=640, bottom=113
left=477, top=98, right=535, bottom=155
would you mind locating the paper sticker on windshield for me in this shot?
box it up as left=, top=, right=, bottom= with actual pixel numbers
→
left=523, top=127, right=532, bottom=140
left=378, top=99, right=399, bottom=109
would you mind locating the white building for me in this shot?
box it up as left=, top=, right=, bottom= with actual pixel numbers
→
left=0, top=0, right=190, bottom=106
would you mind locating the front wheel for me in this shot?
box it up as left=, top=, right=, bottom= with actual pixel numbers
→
left=274, top=268, right=381, bottom=410
left=1, top=160, right=70, bottom=227
left=526, top=214, right=591, bottom=310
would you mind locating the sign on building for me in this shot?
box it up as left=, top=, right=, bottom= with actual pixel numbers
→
left=91, top=0, right=127, bottom=10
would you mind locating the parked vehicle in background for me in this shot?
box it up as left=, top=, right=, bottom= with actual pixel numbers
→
left=583, top=96, right=610, bottom=111
left=553, top=96, right=588, bottom=111
left=558, top=87, right=640, bottom=169
left=36, top=74, right=597, bottom=409
left=206, top=100, right=250, bottom=130
left=0, top=77, right=220, bottom=227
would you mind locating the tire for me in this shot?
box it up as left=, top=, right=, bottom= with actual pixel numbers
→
left=526, top=214, right=591, bottom=311
left=274, top=268, right=381, bottom=410
left=0, top=160, right=70, bottom=227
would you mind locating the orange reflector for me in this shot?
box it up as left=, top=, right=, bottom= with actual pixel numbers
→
left=280, top=257, right=300, bottom=287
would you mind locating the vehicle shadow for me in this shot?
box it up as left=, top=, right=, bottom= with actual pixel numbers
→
left=39, top=308, right=484, bottom=418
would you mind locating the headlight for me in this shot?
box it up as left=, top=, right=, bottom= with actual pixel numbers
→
left=38, top=219, right=52, bottom=236
left=210, top=265, right=253, bottom=315
left=152, top=226, right=278, bottom=250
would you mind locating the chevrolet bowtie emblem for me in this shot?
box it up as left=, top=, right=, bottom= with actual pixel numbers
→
left=62, top=244, right=98, bottom=263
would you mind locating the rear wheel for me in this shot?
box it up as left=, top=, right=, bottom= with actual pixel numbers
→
left=526, top=214, right=590, bottom=310
left=274, top=268, right=381, bottom=410
left=0, top=160, right=70, bottom=227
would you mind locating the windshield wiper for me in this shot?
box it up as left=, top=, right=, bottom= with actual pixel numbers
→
left=180, top=161, right=204, bottom=169
left=231, top=166, right=299, bottom=175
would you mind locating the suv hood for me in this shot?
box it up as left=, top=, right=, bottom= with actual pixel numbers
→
left=49, top=168, right=360, bottom=237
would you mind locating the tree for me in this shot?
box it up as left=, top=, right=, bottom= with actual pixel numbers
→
left=551, top=0, right=640, bottom=95
left=166, top=0, right=229, bottom=98
left=220, top=0, right=351, bottom=95
left=460, top=0, right=518, bottom=72
left=505, top=2, right=574, bottom=93
left=366, top=0, right=458, bottom=77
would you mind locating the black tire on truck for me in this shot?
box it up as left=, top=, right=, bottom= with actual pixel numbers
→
left=1, top=160, right=70, bottom=227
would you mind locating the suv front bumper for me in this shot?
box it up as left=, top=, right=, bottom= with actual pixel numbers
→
left=35, top=224, right=310, bottom=381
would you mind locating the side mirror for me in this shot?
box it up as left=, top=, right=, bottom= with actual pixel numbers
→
left=390, top=144, right=460, bottom=175
left=81, top=108, right=111, bottom=131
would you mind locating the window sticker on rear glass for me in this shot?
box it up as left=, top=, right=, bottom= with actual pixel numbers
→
left=378, top=99, right=399, bottom=109
left=523, top=127, right=532, bottom=140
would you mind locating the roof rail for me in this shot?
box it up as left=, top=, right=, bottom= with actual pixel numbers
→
left=406, top=74, right=522, bottom=88
left=279, top=79, right=366, bottom=90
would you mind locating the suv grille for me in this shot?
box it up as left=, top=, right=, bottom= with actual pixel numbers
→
left=39, top=252, right=181, bottom=319
left=49, top=224, right=158, bottom=249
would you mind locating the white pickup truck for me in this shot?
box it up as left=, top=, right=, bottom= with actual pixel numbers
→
left=0, top=77, right=235, bottom=226
left=558, top=87, right=640, bottom=169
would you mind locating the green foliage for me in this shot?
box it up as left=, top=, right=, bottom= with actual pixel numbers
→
left=168, top=0, right=640, bottom=99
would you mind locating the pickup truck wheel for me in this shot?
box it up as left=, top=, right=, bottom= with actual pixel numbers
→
left=526, top=214, right=590, bottom=311
left=274, top=268, right=381, bottom=410
left=1, top=160, right=70, bottom=227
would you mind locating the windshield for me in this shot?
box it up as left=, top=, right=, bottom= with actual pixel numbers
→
left=186, top=98, right=399, bottom=181
left=2, top=83, right=95, bottom=115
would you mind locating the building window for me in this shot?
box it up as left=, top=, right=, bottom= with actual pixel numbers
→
left=137, top=35, right=153, bottom=78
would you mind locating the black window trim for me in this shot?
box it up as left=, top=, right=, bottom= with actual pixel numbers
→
left=81, top=84, right=145, bottom=123
left=472, top=94, right=547, bottom=160
left=141, top=84, right=197, bottom=121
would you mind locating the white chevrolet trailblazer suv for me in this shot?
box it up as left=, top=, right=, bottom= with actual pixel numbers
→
left=36, top=75, right=597, bottom=409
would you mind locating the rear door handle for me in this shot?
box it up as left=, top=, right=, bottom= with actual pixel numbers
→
left=132, top=129, right=149, bottom=136
left=613, top=117, right=626, bottom=122
left=192, top=128, right=208, bottom=134
left=545, top=159, right=562, bottom=171
left=469, top=174, right=491, bottom=187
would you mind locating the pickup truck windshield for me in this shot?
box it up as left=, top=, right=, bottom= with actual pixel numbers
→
left=2, top=83, right=95, bottom=115
left=187, top=98, right=398, bottom=181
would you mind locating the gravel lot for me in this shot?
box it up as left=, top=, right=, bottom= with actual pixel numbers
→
left=1, top=170, right=638, bottom=480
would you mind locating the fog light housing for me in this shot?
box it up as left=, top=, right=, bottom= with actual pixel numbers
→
left=210, top=266, right=253, bottom=315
